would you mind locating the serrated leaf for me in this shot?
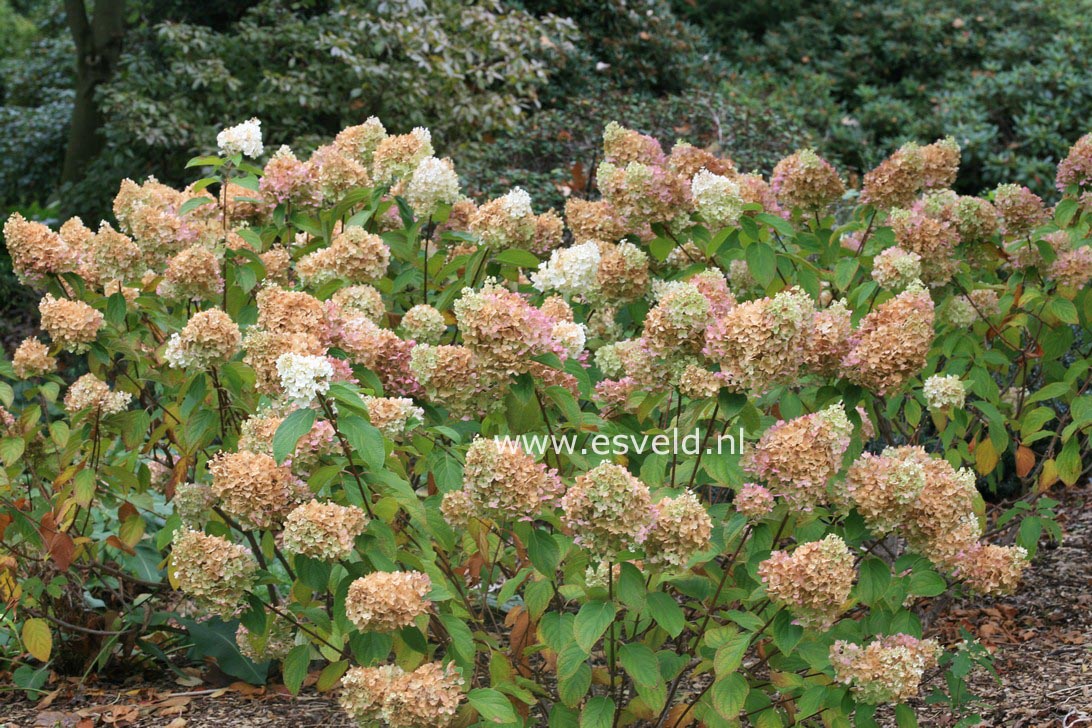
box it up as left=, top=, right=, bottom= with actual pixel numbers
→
left=283, top=644, right=311, bottom=695
left=339, top=415, right=386, bottom=470
left=316, top=660, right=348, bottom=692
left=711, top=672, right=748, bottom=719
left=646, top=592, right=685, bottom=638
left=745, top=242, right=776, bottom=287
left=574, top=601, right=616, bottom=653
left=494, top=248, right=540, bottom=268
left=468, top=687, right=518, bottom=723
left=580, top=696, right=615, bottom=728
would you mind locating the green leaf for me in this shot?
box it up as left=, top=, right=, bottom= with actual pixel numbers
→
left=574, top=600, right=616, bottom=653
left=745, top=242, right=777, bottom=287
left=579, top=696, right=615, bottom=728
left=1, top=437, right=25, bottom=467
left=180, top=196, right=217, bottom=215
left=908, top=569, right=946, bottom=598
left=494, top=249, right=541, bottom=268
left=646, top=592, right=685, bottom=638
left=1050, top=298, right=1079, bottom=325
left=895, top=704, right=919, bottom=728
left=316, top=660, right=349, bottom=692
left=711, top=672, right=748, bottom=719
left=857, top=558, right=890, bottom=606
left=713, top=630, right=750, bottom=676
left=619, top=643, right=660, bottom=688
left=339, top=415, right=386, bottom=470
left=834, top=257, right=859, bottom=290
left=186, top=155, right=223, bottom=168
left=527, top=528, right=560, bottom=576
left=468, top=687, right=518, bottom=724
left=272, top=408, right=316, bottom=464
left=105, top=292, right=127, bottom=326
left=283, top=644, right=311, bottom=695
left=1057, top=436, right=1082, bottom=486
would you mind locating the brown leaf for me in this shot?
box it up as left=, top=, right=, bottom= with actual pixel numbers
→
left=1015, top=445, right=1035, bottom=478
left=106, top=535, right=136, bottom=556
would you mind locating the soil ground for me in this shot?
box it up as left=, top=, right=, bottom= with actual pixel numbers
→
left=2, top=488, right=1089, bottom=728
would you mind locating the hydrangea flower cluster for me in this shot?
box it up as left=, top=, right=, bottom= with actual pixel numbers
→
left=276, top=352, right=334, bottom=406
left=364, top=396, right=424, bottom=439
left=345, top=571, right=431, bottom=633
left=164, top=308, right=241, bottom=369
left=770, top=149, right=845, bottom=211
left=208, top=450, right=304, bottom=529
left=842, top=282, right=934, bottom=394
left=171, top=529, right=256, bottom=616
left=830, top=635, right=941, bottom=704
left=38, top=294, right=103, bottom=353
left=339, top=662, right=463, bottom=728
left=63, top=373, right=132, bottom=415
left=282, top=500, right=369, bottom=561
left=923, top=374, right=967, bottom=412
left=645, top=491, right=713, bottom=568
left=217, top=118, right=264, bottom=158
left=12, top=338, right=57, bottom=379
left=560, top=462, right=653, bottom=560
left=871, top=246, right=922, bottom=289
left=758, top=534, right=855, bottom=629
left=444, top=438, right=562, bottom=524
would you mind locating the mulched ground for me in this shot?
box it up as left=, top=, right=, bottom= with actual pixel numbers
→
left=3, top=487, right=1090, bottom=728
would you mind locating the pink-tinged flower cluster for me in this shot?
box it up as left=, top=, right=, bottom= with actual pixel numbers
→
left=282, top=500, right=369, bottom=561
left=597, top=159, right=690, bottom=227
left=888, top=206, right=959, bottom=286
left=560, top=462, right=653, bottom=560
left=602, top=121, right=666, bottom=166
left=333, top=315, right=419, bottom=397
left=259, top=145, right=317, bottom=206
left=1056, top=132, right=1092, bottom=192
left=1049, top=244, right=1092, bottom=290
left=453, top=281, right=562, bottom=375
left=993, top=183, right=1049, bottom=238
left=564, top=198, right=630, bottom=243
left=164, top=308, right=241, bottom=369
left=596, top=241, right=651, bottom=303
left=339, top=662, right=463, bottom=728
left=704, top=287, right=814, bottom=393
left=951, top=543, right=1029, bottom=595
left=861, top=142, right=926, bottom=210
left=743, top=404, right=853, bottom=510
left=830, top=634, right=940, bottom=704
left=803, top=300, right=852, bottom=376
left=445, top=438, right=562, bottom=524
left=770, top=149, right=845, bottom=212
left=735, top=483, right=775, bottom=519
left=171, top=529, right=256, bottom=617
left=645, top=490, right=712, bottom=569
left=668, top=140, right=736, bottom=180
left=3, top=213, right=77, bottom=284
left=841, top=282, right=934, bottom=395
left=921, top=190, right=999, bottom=243
left=758, top=534, right=855, bottom=630
left=469, top=188, right=537, bottom=249
left=345, top=571, right=431, bottom=633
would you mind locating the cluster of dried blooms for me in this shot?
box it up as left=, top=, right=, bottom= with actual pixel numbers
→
left=339, top=662, right=463, bottom=728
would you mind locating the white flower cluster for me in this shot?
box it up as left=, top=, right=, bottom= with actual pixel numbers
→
left=276, top=352, right=333, bottom=405
left=531, top=241, right=601, bottom=297
left=499, top=187, right=534, bottom=219
left=164, top=333, right=193, bottom=369
left=923, top=374, right=966, bottom=412
left=217, top=118, right=264, bottom=158
left=551, top=321, right=587, bottom=359
left=691, top=169, right=745, bottom=228
left=405, top=157, right=461, bottom=217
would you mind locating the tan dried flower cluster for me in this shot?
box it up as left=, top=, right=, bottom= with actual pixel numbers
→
left=839, top=448, right=927, bottom=534
left=298, top=227, right=390, bottom=285
left=643, top=282, right=710, bottom=357
left=339, top=662, right=463, bottom=728
left=645, top=491, right=712, bottom=568
left=12, top=338, right=56, bottom=379
left=758, top=534, right=855, bottom=630
left=283, top=500, right=369, bottom=561
left=952, top=543, right=1029, bottom=595
left=236, top=616, right=296, bottom=663
left=453, top=281, right=561, bottom=375
left=364, top=396, right=423, bottom=438
left=560, top=462, right=652, bottom=559
left=469, top=188, right=537, bottom=249
left=448, top=438, right=562, bottom=524
left=39, top=294, right=103, bottom=353
left=596, top=241, right=650, bottom=303
left=158, top=245, right=223, bottom=300
left=704, top=288, right=815, bottom=393
left=2, top=213, right=77, bottom=284
left=993, top=183, right=1048, bottom=237
left=871, top=246, right=923, bottom=289
left=564, top=198, right=629, bottom=243
left=860, top=142, right=925, bottom=210
left=409, top=344, right=504, bottom=420
left=802, top=300, right=852, bottom=375
left=842, top=283, right=934, bottom=394
left=345, top=571, right=431, bottom=633
left=164, top=308, right=241, bottom=369
left=63, top=373, right=131, bottom=415
left=208, top=450, right=303, bottom=529
left=735, top=483, right=775, bottom=519
left=171, top=529, right=256, bottom=616
left=830, top=634, right=940, bottom=704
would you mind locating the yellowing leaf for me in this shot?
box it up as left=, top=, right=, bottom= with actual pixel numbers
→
left=974, top=437, right=999, bottom=475
left=1038, top=458, right=1059, bottom=491
left=22, top=617, right=52, bottom=662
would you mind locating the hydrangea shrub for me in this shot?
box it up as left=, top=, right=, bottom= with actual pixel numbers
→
left=1, top=115, right=1089, bottom=725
